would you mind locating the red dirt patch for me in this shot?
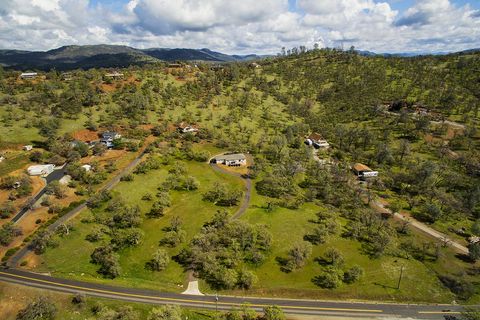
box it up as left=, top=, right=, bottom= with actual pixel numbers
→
left=72, top=129, right=99, bottom=142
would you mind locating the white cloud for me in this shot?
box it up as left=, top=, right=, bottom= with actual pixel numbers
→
left=0, top=0, right=478, bottom=54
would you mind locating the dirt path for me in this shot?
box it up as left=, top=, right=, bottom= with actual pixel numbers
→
left=184, top=154, right=253, bottom=293
left=209, top=153, right=253, bottom=220
left=372, top=199, right=469, bottom=255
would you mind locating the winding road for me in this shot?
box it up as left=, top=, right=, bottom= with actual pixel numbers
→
left=372, top=199, right=469, bottom=255
left=2, top=151, right=473, bottom=319
left=0, top=267, right=468, bottom=319
left=7, top=149, right=149, bottom=268
left=11, top=167, right=66, bottom=223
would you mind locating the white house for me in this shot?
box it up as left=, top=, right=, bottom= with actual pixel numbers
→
left=104, top=72, right=124, bottom=79
left=100, top=131, right=121, bottom=148
left=27, top=164, right=54, bottom=176
left=178, top=122, right=199, bottom=134
left=23, top=145, right=33, bottom=151
left=20, top=72, right=38, bottom=79
left=81, top=164, right=92, bottom=172
left=211, top=153, right=247, bottom=167
left=305, top=133, right=330, bottom=149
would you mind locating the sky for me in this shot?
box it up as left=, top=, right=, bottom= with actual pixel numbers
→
left=0, top=0, right=479, bottom=54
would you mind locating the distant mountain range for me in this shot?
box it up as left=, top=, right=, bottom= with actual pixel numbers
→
left=0, top=45, right=267, bottom=71
left=356, top=48, right=480, bottom=57
left=1, top=44, right=478, bottom=71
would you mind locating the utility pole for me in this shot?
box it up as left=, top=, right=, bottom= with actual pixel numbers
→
left=397, top=266, right=404, bottom=290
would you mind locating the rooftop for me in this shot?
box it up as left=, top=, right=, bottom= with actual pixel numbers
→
left=308, top=133, right=324, bottom=141
left=215, top=153, right=246, bottom=161
left=353, top=163, right=372, bottom=172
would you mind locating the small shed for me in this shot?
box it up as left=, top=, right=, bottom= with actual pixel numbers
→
left=27, top=164, right=54, bottom=176
left=81, top=164, right=92, bottom=172
left=0, top=156, right=5, bottom=163
left=24, top=145, right=33, bottom=151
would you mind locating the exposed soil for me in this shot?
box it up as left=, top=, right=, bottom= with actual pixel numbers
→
left=0, top=173, right=45, bottom=227
left=80, top=149, right=128, bottom=165
left=99, top=75, right=140, bottom=93
left=71, top=129, right=100, bottom=142
left=0, top=207, right=49, bottom=259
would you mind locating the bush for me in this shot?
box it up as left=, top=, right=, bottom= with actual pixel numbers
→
left=120, top=174, right=134, bottom=182
left=145, top=249, right=170, bottom=271
left=148, top=305, right=182, bottom=320
left=263, top=305, right=286, bottom=320
left=313, top=267, right=344, bottom=289
left=71, top=293, right=86, bottom=305
left=0, top=201, right=15, bottom=219
left=0, top=223, right=22, bottom=246
left=30, top=230, right=57, bottom=254
left=16, top=297, right=57, bottom=320
left=439, top=275, right=475, bottom=300
left=343, top=265, right=364, bottom=284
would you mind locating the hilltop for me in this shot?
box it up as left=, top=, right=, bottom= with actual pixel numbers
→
left=0, top=44, right=266, bottom=71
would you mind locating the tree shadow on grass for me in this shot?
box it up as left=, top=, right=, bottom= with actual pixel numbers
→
left=455, top=253, right=474, bottom=263
left=373, top=282, right=398, bottom=290
left=275, top=256, right=292, bottom=273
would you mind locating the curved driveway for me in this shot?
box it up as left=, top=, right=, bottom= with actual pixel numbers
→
left=209, top=153, right=253, bottom=220
left=2, top=152, right=472, bottom=319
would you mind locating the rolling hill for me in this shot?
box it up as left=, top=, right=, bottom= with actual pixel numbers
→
left=0, top=45, right=265, bottom=71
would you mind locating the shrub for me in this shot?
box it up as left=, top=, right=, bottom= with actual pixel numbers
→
left=16, top=297, right=57, bottom=320
left=313, top=267, right=344, bottom=289
left=145, top=249, right=170, bottom=271
left=343, top=265, right=364, bottom=284
left=439, top=275, right=475, bottom=300
left=120, top=174, right=134, bottom=182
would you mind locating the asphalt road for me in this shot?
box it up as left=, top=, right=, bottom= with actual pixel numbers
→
left=7, top=149, right=148, bottom=267
left=0, top=268, right=467, bottom=319
left=11, top=168, right=66, bottom=223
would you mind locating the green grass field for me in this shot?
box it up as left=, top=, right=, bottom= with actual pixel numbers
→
left=223, top=186, right=455, bottom=303
left=0, top=151, right=30, bottom=176
left=35, top=159, right=244, bottom=291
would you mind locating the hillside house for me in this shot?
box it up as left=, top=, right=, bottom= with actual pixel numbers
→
left=23, top=145, right=33, bottom=151
left=177, top=122, right=199, bottom=133
left=305, top=133, right=330, bottom=149
left=104, top=72, right=124, bottom=79
left=352, top=163, right=378, bottom=179
left=61, top=72, right=73, bottom=81
left=168, top=63, right=182, bottom=68
left=469, top=236, right=480, bottom=245
left=27, top=164, right=54, bottom=176
left=20, top=72, right=38, bottom=79
left=211, top=153, right=247, bottom=167
left=100, top=131, right=121, bottom=148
